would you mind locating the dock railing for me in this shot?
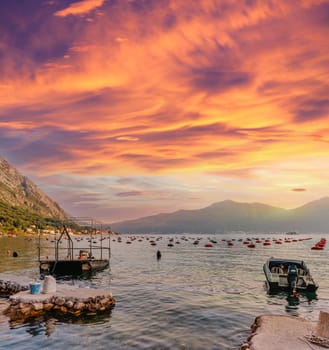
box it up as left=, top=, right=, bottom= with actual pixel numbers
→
left=37, top=217, right=111, bottom=262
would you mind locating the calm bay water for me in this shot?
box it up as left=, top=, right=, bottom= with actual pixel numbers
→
left=1, top=232, right=329, bottom=350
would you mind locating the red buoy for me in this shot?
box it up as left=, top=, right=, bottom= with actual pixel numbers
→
left=311, top=246, right=323, bottom=250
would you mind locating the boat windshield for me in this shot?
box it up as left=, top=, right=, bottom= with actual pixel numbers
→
left=268, top=259, right=305, bottom=272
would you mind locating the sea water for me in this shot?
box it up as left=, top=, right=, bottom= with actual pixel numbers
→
left=1, top=232, right=329, bottom=350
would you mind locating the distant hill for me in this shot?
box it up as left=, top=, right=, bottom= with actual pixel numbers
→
left=0, top=156, right=67, bottom=232
left=111, top=198, right=329, bottom=234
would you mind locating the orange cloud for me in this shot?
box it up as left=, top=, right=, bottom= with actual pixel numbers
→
left=54, top=0, right=105, bottom=17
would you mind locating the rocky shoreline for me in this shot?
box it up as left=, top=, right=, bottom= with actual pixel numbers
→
left=2, top=276, right=328, bottom=349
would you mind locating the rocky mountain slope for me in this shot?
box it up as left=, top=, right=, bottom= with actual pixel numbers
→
left=0, top=156, right=67, bottom=222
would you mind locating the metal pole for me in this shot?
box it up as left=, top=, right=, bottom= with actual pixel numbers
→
left=108, top=227, right=111, bottom=259
left=100, top=223, right=103, bottom=260
left=38, top=225, right=41, bottom=261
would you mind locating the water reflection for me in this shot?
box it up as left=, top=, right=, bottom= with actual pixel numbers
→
left=267, top=290, right=318, bottom=314
left=9, top=310, right=113, bottom=337
left=1, top=233, right=328, bottom=350
left=286, top=293, right=300, bottom=307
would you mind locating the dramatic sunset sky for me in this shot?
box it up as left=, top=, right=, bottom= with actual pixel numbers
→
left=0, top=0, right=328, bottom=222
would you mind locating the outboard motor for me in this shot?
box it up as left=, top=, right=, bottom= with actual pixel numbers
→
left=287, top=264, right=298, bottom=291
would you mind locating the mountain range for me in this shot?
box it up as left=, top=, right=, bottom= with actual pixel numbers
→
left=1, top=155, right=328, bottom=234
left=111, top=198, right=329, bottom=234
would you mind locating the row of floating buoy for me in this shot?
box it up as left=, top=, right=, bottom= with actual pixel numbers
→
left=109, top=235, right=317, bottom=249
left=311, top=238, right=326, bottom=250
left=202, top=236, right=314, bottom=248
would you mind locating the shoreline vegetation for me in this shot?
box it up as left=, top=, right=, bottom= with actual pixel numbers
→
left=0, top=202, right=119, bottom=237
left=0, top=230, right=120, bottom=238
left=0, top=201, right=62, bottom=235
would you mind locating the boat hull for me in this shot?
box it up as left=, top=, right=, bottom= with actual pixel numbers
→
left=264, top=277, right=318, bottom=294
left=40, top=259, right=109, bottom=277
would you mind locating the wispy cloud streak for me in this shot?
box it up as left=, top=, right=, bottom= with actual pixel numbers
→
left=54, top=0, right=105, bottom=17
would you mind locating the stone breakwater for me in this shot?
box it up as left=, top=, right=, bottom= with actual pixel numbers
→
left=5, top=291, right=115, bottom=320
left=0, top=276, right=115, bottom=321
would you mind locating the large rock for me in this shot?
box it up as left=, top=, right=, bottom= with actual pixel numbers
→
left=246, top=315, right=322, bottom=350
